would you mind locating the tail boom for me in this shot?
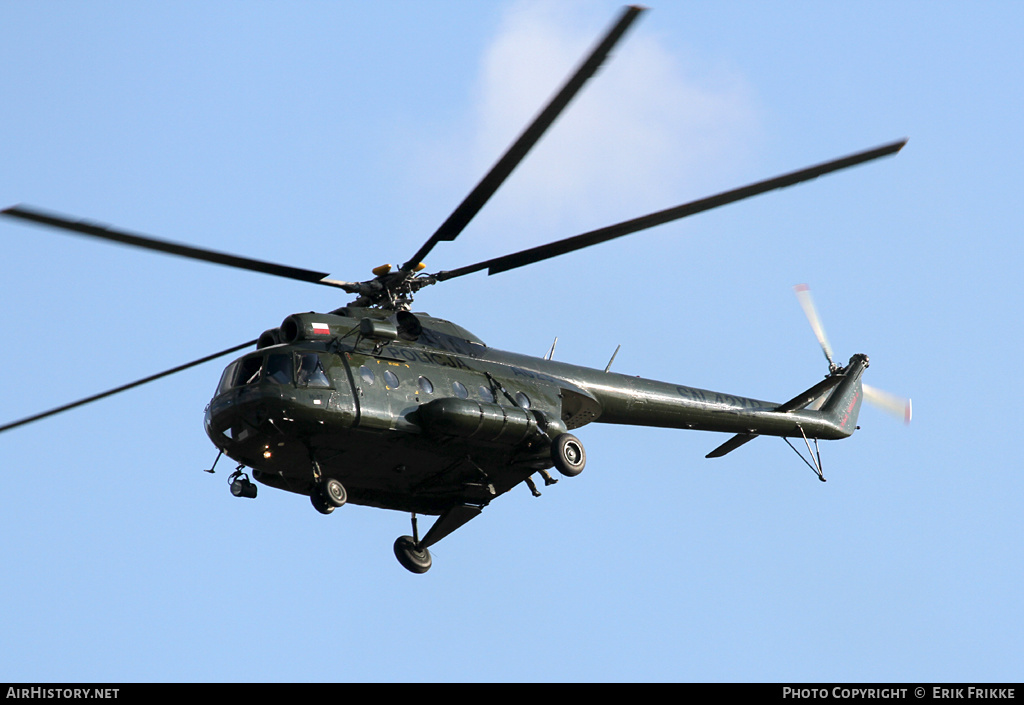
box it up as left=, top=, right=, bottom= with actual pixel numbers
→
left=705, top=354, right=868, bottom=458
left=585, top=354, right=868, bottom=443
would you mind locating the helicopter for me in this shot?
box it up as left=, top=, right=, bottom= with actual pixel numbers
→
left=0, top=5, right=910, bottom=574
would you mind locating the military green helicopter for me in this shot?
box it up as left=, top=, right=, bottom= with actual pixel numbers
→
left=0, top=6, right=910, bottom=573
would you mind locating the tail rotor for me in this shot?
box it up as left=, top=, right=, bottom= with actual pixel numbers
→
left=793, top=283, right=837, bottom=373
left=793, top=284, right=911, bottom=424
left=863, top=384, right=913, bottom=424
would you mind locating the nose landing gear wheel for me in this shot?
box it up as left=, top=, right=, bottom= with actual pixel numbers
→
left=394, top=535, right=432, bottom=574
left=310, top=492, right=335, bottom=515
left=322, top=478, right=347, bottom=507
left=551, top=433, right=586, bottom=477
left=310, top=478, right=346, bottom=515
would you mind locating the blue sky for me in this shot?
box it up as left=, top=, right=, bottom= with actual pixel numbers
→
left=1, top=0, right=1021, bottom=683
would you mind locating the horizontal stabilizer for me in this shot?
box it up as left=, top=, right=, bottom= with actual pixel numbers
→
left=706, top=433, right=758, bottom=458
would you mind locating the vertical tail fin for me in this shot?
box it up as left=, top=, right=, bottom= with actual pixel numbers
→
left=818, top=354, right=868, bottom=436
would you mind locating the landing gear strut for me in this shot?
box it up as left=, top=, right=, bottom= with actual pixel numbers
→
left=394, top=513, right=432, bottom=574
left=391, top=505, right=483, bottom=574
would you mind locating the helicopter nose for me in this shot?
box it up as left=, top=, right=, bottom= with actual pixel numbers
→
left=205, top=390, right=267, bottom=446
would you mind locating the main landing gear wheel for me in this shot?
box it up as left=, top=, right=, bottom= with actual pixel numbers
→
left=394, top=535, right=432, bottom=574
left=551, top=433, right=586, bottom=477
left=310, top=478, right=347, bottom=515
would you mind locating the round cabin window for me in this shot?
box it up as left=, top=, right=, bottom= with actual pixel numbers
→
left=360, top=366, right=375, bottom=385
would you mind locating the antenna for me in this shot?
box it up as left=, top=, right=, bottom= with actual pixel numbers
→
left=544, top=337, right=558, bottom=361
left=604, top=345, right=621, bottom=373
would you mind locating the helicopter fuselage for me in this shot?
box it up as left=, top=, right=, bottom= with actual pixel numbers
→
left=205, top=307, right=866, bottom=516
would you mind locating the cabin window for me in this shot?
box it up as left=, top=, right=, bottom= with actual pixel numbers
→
left=478, top=385, right=495, bottom=403
left=452, top=381, right=469, bottom=399
left=383, top=369, right=400, bottom=389
left=515, top=392, right=531, bottom=409
left=417, top=376, right=433, bottom=395
left=360, top=366, right=375, bottom=385
left=296, top=353, right=331, bottom=388
left=265, top=353, right=294, bottom=385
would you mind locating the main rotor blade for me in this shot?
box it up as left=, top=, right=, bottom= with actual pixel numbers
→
left=1, top=205, right=355, bottom=290
left=435, top=139, right=907, bottom=281
left=401, top=4, right=646, bottom=273
left=0, top=339, right=257, bottom=435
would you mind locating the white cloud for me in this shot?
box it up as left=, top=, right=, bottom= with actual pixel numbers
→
left=465, top=1, right=760, bottom=244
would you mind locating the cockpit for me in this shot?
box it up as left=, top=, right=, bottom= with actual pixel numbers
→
left=216, top=350, right=332, bottom=394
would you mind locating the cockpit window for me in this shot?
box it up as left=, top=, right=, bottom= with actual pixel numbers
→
left=219, top=351, right=332, bottom=391
left=296, top=353, right=331, bottom=388
left=217, top=361, right=238, bottom=395
left=235, top=355, right=264, bottom=386
left=265, top=353, right=294, bottom=385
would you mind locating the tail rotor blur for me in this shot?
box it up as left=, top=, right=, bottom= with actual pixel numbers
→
left=863, top=384, right=913, bottom=425
left=793, top=284, right=911, bottom=424
left=793, top=283, right=837, bottom=373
